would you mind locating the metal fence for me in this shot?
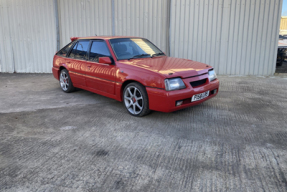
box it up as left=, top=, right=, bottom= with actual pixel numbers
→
left=0, top=0, right=283, bottom=75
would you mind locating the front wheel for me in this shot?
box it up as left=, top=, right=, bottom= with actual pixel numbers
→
left=123, top=82, right=150, bottom=117
left=59, top=69, right=75, bottom=93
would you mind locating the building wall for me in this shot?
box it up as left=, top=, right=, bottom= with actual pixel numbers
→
left=58, top=0, right=170, bottom=52
left=280, top=16, right=287, bottom=30
left=114, top=0, right=170, bottom=53
left=0, top=0, right=14, bottom=73
left=58, top=0, right=113, bottom=48
left=0, top=0, right=57, bottom=73
left=0, top=0, right=283, bottom=75
left=170, top=0, right=283, bottom=75
left=280, top=16, right=287, bottom=35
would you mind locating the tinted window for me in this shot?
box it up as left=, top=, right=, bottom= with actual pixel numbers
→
left=56, top=42, right=74, bottom=57
left=69, top=42, right=78, bottom=58
left=69, top=40, right=90, bottom=60
left=89, top=41, right=111, bottom=62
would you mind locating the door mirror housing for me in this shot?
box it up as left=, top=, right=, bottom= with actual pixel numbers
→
left=99, top=57, right=112, bottom=64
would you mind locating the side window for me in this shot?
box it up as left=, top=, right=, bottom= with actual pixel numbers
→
left=89, top=41, right=111, bottom=62
left=56, top=42, right=74, bottom=57
left=69, top=40, right=90, bottom=60
left=69, top=42, right=78, bottom=58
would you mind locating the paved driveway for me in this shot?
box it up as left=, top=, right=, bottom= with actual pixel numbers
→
left=0, top=74, right=287, bottom=192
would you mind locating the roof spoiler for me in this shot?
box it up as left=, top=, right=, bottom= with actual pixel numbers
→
left=70, top=37, right=79, bottom=41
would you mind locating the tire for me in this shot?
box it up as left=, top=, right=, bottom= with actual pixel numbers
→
left=123, top=82, right=150, bottom=117
left=59, top=69, right=75, bottom=93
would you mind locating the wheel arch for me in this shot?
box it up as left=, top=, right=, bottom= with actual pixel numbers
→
left=59, top=66, right=67, bottom=78
left=59, top=66, right=66, bottom=71
left=120, top=79, right=147, bottom=101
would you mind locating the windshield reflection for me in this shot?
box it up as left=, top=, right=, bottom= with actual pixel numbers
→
left=110, top=38, right=164, bottom=60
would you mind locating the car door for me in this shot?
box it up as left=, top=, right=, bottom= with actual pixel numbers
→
left=85, top=40, right=116, bottom=95
left=66, top=40, right=90, bottom=87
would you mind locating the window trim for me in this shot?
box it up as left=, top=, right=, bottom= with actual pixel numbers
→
left=108, top=38, right=165, bottom=61
left=87, top=39, right=114, bottom=64
left=56, top=41, right=76, bottom=57
left=67, top=40, right=91, bottom=61
left=67, top=41, right=78, bottom=58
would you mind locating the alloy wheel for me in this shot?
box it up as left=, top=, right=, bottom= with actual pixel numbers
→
left=60, top=71, right=69, bottom=91
left=124, top=86, right=144, bottom=115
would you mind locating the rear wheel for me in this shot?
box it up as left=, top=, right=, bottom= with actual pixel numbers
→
left=59, top=69, right=75, bottom=93
left=123, top=82, right=150, bottom=117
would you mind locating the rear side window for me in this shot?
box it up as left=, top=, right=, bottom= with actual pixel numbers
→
left=69, top=40, right=90, bottom=60
left=89, top=41, right=111, bottom=62
left=56, top=42, right=74, bottom=57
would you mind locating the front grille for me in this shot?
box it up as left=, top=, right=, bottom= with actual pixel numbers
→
left=190, top=79, right=207, bottom=87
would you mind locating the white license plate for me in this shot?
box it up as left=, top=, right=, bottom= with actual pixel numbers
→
left=191, top=91, right=210, bottom=102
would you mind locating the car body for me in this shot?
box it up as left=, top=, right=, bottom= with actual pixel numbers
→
left=52, top=36, right=219, bottom=116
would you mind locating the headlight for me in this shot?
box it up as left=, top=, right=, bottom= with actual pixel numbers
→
left=164, top=78, right=186, bottom=91
left=208, top=69, right=217, bottom=82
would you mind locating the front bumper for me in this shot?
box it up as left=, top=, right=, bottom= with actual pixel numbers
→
left=146, top=76, right=219, bottom=113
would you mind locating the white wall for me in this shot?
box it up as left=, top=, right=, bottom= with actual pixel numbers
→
left=170, top=0, right=283, bottom=75
left=0, top=0, right=57, bottom=73
left=0, top=0, right=14, bottom=73
left=114, top=0, right=170, bottom=53
left=0, top=0, right=283, bottom=75
left=58, top=0, right=113, bottom=48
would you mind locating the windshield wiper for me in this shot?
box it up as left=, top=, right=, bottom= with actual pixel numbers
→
left=151, top=53, right=165, bottom=58
left=128, top=54, right=151, bottom=60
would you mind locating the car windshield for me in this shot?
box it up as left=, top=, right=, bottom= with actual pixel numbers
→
left=110, top=38, right=164, bottom=60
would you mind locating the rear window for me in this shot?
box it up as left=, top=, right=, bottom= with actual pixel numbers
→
left=69, top=40, right=90, bottom=60
left=56, top=42, right=74, bottom=57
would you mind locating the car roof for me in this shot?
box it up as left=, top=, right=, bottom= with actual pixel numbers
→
left=72, top=36, right=142, bottom=41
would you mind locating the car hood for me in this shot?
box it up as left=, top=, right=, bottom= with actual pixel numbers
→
left=118, top=56, right=212, bottom=78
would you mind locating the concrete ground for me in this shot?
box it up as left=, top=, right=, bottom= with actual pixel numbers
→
left=0, top=74, right=287, bottom=192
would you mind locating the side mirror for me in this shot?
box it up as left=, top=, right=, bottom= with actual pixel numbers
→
left=99, top=57, right=112, bottom=64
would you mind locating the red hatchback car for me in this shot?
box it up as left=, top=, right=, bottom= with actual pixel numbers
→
left=52, top=36, right=219, bottom=116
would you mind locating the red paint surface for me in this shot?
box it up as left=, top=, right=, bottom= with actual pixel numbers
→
left=70, top=37, right=79, bottom=41
left=53, top=36, right=219, bottom=112
left=98, top=57, right=112, bottom=64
